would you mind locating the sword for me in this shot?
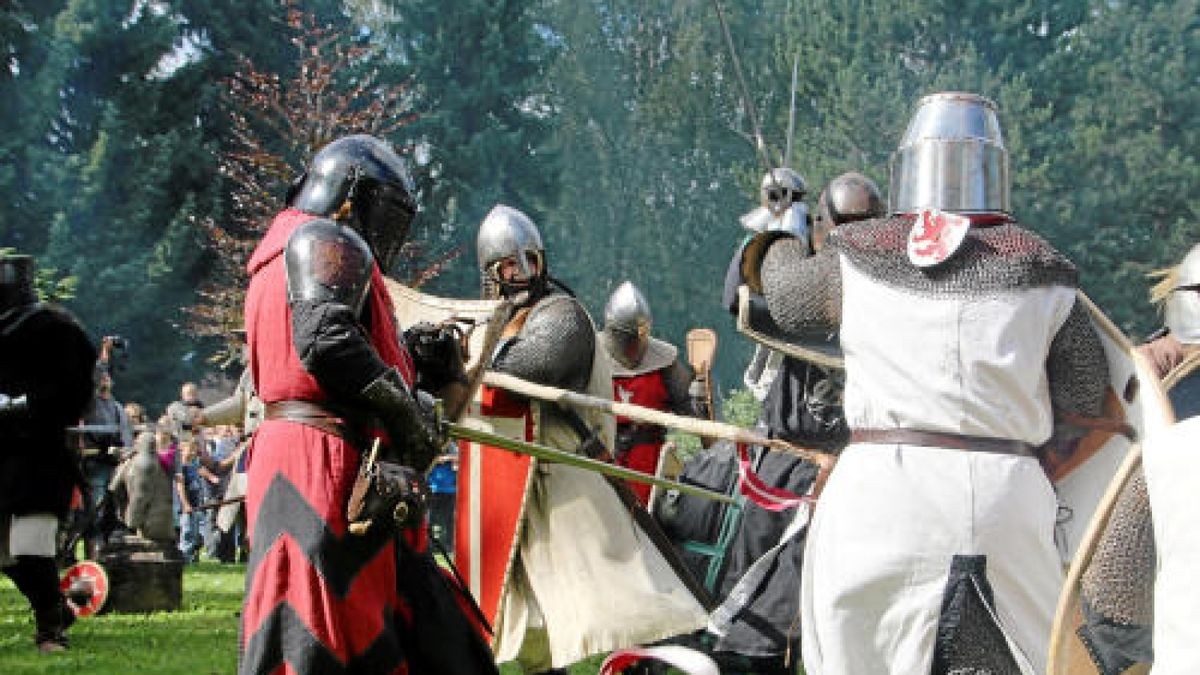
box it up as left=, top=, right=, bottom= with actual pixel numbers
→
left=441, top=419, right=736, bottom=505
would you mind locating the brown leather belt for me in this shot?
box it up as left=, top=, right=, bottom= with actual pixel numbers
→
left=264, top=400, right=351, bottom=439
left=850, top=429, right=1034, bottom=457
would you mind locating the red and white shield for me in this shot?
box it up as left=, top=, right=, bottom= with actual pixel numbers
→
left=60, top=560, right=109, bottom=617
left=907, top=208, right=971, bottom=267
left=454, top=385, right=539, bottom=634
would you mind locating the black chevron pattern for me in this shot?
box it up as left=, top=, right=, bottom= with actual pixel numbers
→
left=241, top=600, right=403, bottom=675
left=245, top=471, right=393, bottom=597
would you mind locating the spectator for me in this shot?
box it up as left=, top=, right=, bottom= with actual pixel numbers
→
left=202, top=425, right=240, bottom=562
left=173, top=438, right=206, bottom=563
left=77, top=370, right=132, bottom=559
left=165, top=382, right=204, bottom=441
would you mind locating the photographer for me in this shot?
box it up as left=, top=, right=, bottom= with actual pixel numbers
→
left=77, top=369, right=132, bottom=559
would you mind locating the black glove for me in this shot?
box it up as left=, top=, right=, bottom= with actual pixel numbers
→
left=359, top=369, right=445, bottom=471
left=0, top=393, right=29, bottom=419
left=403, top=321, right=468, bottom=393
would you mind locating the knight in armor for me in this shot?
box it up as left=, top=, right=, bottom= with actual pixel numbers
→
left=669, top=171, right=883, bottom=675
left=744, top=92, right=1110, bottom=674
left=239, top=134, right=495, bottom=675
left=601, top=280, right=709, bottom=505
left=1074, top=244, right=1200, bottom=674
left=470, top=204, right=708, bottom=673
left=0, top=253, right=97, bottom=652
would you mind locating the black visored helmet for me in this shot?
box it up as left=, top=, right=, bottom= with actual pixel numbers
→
left=290, top=134, right=418, bottom=271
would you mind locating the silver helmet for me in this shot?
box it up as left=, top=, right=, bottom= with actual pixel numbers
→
left=603, top=281, right=653, bottom=368
left=477, top=204, right=545, bottom=297
left=814, top=171, right=885, bottom=251
left=760, top=167, right=807, bottom=216
left=740, top=167, right=809, bottom=239
left=1164, top=244, right=1200, bottom=344
left=889, top=92, right=1010, bottom=215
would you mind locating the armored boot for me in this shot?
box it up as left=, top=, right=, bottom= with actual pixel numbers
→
left=33, top=599, right=74, bottom=653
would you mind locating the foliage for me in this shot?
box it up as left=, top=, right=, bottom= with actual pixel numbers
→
left=366, top=0, right=564, bottom=296
left=187, top=2, right=423, bottom=361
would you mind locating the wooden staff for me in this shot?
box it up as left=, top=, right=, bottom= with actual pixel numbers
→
left=480, top=371, right=835, bottom=474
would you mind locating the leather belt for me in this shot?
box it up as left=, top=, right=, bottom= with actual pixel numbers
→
left=264, top=400, right=351, bottom=440
left=850, top=429, right=1034, bottom=457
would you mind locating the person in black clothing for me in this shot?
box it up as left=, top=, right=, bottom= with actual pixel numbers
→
left=0, top=253, right=97, bottom=652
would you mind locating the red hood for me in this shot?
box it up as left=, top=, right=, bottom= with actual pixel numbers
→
left=247, top=209, right=313, bottom=276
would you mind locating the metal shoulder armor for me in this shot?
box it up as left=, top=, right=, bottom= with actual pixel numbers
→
left=284, top=217, right=374, bottom=313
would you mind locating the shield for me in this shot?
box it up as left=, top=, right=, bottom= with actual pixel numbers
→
left=1047, top=296, right=1175, bottom=674
left=735, top=285, right=844, bottom=368
left=906, top=209, right=971, bottom=267
left=60, top=560, right=109, bottom=617
left=385, top=279, right=522, bottom=632
left=453, top=390, right=539, bottom=634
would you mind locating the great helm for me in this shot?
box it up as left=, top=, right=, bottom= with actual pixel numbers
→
left=0, top=253, right=36, bottom=313
left=477, top=204, right=545, bottom=295
left=603, top=281, right=653, bottom=368
left=889, top=92, right=1010, bottom=215
left=290, top=134, right=417, bottom=270
left=1164, top=244, right=1200, bottom=345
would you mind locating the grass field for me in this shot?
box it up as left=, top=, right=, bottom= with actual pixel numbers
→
left=0, top=562, right=614, bottom=674
left=0, top=561, right=242, bottom=674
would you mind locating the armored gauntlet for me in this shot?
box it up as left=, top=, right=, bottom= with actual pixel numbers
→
left=358, top=368, right=445, bottom=471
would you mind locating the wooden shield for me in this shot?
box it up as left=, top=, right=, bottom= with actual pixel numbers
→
left=1047, top=296, right=1175, bottom=674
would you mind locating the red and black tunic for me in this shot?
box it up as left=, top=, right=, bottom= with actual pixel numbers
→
left=240, top=208, right=419, bottom=675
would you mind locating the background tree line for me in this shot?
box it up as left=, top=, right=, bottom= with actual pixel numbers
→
left=1, top=0, right=1195, bottom=409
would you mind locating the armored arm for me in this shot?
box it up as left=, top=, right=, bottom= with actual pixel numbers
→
left=755, top=236, right=842, bottom=339
left=1047, top=298, right=1110, bottom=418
left=663, top=358, right=707, bottom=420
left=491, top=295, right=596, bottom=393
left=286, top=220, right=440, bottom=467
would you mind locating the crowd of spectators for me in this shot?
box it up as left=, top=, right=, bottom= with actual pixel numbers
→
left=67, top=340, right=249, bottom=565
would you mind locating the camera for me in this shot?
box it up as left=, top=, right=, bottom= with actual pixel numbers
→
left=105, top=335, right=130, bottom=350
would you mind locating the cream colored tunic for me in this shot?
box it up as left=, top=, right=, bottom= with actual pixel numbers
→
left=493, top=335, right=708, bottom=669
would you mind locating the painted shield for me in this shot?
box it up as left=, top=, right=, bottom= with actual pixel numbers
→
left=453, top=386, right=539, bottom=635
left=1047, top=296, right=1175, bottom=674
left=906, top=208, right=971, bottom=267
left=60, top=560, right=109, bottom=617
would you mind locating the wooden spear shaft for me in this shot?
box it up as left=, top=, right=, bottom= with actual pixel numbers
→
left=480, top=371, right=834, bottom=472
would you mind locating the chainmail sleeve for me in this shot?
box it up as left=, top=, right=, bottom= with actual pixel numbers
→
left=491, top=294, right=596, bottom=393
left=1047, top=298, right=1109, bottom=417
left=760, top=237, right=842, bottom=339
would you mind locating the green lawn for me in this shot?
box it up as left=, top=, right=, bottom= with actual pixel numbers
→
left=0, top=562, right=611, bottom=674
